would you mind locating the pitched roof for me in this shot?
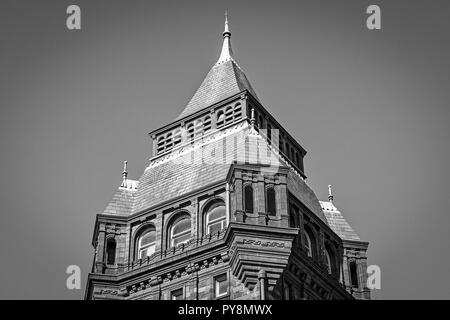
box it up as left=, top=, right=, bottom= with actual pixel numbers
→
left=175, top=17, right=259, bottom=120
left=320, top=200, right=361, bottom=241
left=101, top=181, right=138, bottom=217
left=133, top=122, right=249, bottom=213
left=102, top=121, right=328, bottom=225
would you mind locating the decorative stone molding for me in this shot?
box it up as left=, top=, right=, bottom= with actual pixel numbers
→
left=125, top=252, right=228, bottom=297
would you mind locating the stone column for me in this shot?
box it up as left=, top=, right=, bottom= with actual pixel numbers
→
left=258, top=269, right=267, bottom=300
left=276, top=176, right=289, bottom=227
left=95, top=223, right=106, bottom=273
left=151, top=134, right=157, bottom=157
left=210, top=109, right=217, bottom=130
left=342, top=252, right=350, bottom=288
left=154, top=210, right=163, bottom=253
left=235, top=172, right=243, bottom=211
left=225, top=182, right=230, bottom=226
left=192, top=199, right=199, bottom=239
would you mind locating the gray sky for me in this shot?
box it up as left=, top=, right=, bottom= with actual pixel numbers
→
left=1, top=0, right=449, bottom=299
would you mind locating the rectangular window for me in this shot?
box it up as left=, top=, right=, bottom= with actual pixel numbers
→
left=171, top=288, right=183, bottom=300
left=214, top=274, right=228, bottom=298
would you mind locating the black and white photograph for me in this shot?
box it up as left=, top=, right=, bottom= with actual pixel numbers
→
left=1, top=0, right=450, bottom=307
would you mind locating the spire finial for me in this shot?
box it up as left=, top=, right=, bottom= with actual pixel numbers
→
left=223, top=11, right=230, bottom=36
left=328, top=184, right=334, bottom=203
left=217, top=12, right=233, bottom=65
left=122, top=161, right=128, bottom=185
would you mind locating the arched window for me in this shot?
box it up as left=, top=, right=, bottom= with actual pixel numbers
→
left=173, top=129, right=182, bottom=147
left=234, top=103, right=242, bottom=120
left=137, top=227, right=156, bottom=259
left=225, top=106, right=233, bottom=124
left=244, top=185, right=254, bottom=213
left=105, top=238, right=116, bottom=265
left=204, top=116, right=212, bottom=134
left=304, top=230, right=313, bottom=258
left=217, top=111, right=225, bottom=128
left=194, top=119, right=203, bottom=138
left=350, top=261, right=359, bottom=287
left=325, top=248, right=332, bottom=274
left=266, top=187, right=276, bottom=216
left=205, top=201, right=226, bottom=234
left=187, top=123, right=195, bottom=141
left=157, top=136, right=165, bottom=154
left=170, top=215, right=191, bottom=247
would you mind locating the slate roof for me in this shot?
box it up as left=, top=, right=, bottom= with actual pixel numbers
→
left=101, top=122, right=328, bottom=224
left=102, top=183, right=138, bottom=217
left=320, top=201, right=361, bottom=241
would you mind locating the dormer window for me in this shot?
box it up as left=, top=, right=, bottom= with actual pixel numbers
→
left=169, top=215, right=191, bottom=248
left=137, top=227, right=156, bottom=259
left=205, top=201, right=227, bottom=234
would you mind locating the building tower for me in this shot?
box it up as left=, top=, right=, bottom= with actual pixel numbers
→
left=85, top=16, right=370, bottom=300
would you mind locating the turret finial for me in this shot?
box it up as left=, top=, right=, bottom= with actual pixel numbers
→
left=328, top=184, right=334, bottom=203
left=217, top=12, right=233, bottom=64
left=122, top=161, right=128, bottom=185
left=250, top=108, right=256, bottom=127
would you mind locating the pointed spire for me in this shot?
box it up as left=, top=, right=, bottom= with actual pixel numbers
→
left=216, top=11, right=234, bottom=65
left=121, top=161, right=128, bottom=187
left=328, top=184, right=334, bottom=203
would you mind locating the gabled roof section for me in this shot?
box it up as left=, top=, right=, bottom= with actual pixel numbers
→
left=176, top=15, right=259, bottom=121
left=320, top=200, right=361, bottom=241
